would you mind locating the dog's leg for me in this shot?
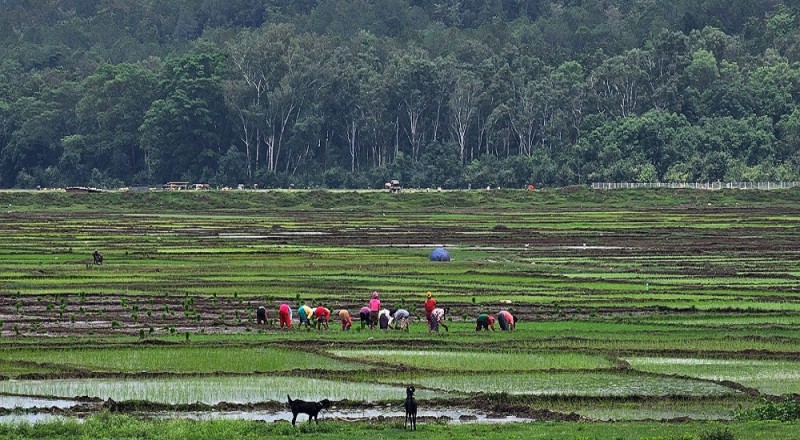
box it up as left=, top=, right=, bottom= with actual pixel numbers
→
left=291, top=411, right=298, bottom=426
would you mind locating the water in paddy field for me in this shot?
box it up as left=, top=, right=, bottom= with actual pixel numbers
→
left=154, top=408, right=534, bottom=424
left=0, top=377, right=446, bottom=405
left=624, top=357, right=800, bottom=395
left=0, top=395, right=79, bottom=409
left=0, top=408, right=532, bottom=425
left=402, top=372, right=740, bottom=397
left=0, top=413, right=70, bottom=424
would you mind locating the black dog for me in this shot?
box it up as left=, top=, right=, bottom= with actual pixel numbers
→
left=287, top=395, right=331, bottom=426
left=404, top=386, right=417, bottom=430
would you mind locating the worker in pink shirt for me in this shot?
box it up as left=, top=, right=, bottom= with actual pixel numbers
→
left=497, top=310, right=515, bottom=331
left=368, top=291, right=381, bottom=329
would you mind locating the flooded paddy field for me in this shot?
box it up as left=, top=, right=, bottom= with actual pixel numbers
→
left=0, top=189, right=799, bottom=433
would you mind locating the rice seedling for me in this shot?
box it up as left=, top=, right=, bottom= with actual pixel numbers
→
left=0, top=377, right=445, bottom=404
left=375, top=372, right=740, bottom=397
left=0, top=347, right=367, bottom=373
left=625, top=357, right=800, bottom=395
left=330, top=350, right=615, bottom=371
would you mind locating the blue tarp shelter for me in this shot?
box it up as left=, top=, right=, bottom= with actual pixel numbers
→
left=429, top=248, right=451, bottom=262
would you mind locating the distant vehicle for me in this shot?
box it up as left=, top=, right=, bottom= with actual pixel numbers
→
left=65, top=187, right=104, bottom=193
left=387, top=179, right=401, bottom=193
left=163, top=182, right=189, bottom=190
left=193, top=183, right=210, bottom=190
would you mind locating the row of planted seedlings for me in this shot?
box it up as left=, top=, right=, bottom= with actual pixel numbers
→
left=0, top=330, right=778, bottom=422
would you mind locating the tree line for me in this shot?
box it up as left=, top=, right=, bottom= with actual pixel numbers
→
left=1, top=0, right=799, bottom=189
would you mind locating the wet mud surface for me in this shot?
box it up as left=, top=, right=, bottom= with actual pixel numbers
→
left=1, top=203, right=799, bottom=423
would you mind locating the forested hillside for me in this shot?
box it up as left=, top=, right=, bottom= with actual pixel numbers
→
left=1, top=0, right=799, bottom=189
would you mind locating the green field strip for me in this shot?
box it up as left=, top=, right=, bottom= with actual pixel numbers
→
left=0, top=347, right=368, bottom=374
left=625, top=357, right=800, bottom=395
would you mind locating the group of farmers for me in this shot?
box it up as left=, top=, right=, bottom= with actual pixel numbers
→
left=256, top=291, right=517, bottom=333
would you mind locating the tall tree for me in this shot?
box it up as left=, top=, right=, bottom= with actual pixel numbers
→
left=140, top=45, right=228, bottom=182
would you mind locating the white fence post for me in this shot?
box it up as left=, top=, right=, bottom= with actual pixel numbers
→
left=590, top=181, right=800, bottom=190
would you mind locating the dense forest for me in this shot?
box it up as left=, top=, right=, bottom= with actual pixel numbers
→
left=1, top=0, right=800, bottom=189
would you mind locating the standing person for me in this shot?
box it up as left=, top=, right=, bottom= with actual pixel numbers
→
left=298, top=303, right=313, bottom=328
left=430, top=307, right=449, bottom=333
left=278, top=303, right=292, bottom=329
left=338, top=309, right=353, bottom=331
left=368, top=291, right=381, bottom=329
left=256, top=306, right=268, bottom=326
left=497, top=310, right=515, bottom=331
left=393, top=309, right=410, bottom=331
left=424, top=291, right=437, bottom=332
left=314, top=306, right=330, bottom=330
left=476, top=313, right=495, bottom=331
left=359, top=306, right=371, bottom=329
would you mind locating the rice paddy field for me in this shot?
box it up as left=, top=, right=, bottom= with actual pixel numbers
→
left=1, top=188, right=799, bottom=439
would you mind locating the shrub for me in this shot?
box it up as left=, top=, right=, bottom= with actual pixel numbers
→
left=735, top=398, right=800, bottom=421
left=699, top=426, right=735, bottom=440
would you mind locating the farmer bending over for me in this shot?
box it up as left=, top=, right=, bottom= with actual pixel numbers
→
left=359, top=306, right=370, bottom=329
left=297, top=303, right=313, bottom=328
left=476, top=313, right=495, bottom=331
left=497, top=310, right=515, bottom=331
left=256, top=306, right=268, bottom=325
left=338, top=309, right=353, bottom=331
left=393, top=309, right=410, bottom=331
left=314, top=306, right=330, bottom=330
left=430, top=307, right=449, bottom=333
left=92, top=250, right=104, bottom=265
left=278, top=303, right=292, bottom=329
left=378, top=308, right=392, bottom=330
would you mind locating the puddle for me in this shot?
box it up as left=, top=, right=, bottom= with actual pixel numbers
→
left=213, top=232, right=328, bottom=238
left=0, top=408, right=531, bottom=425
left=331, top=350, right=614, bottom=371
left=625, top=357, right=800, bottom=395
left=155, top=408, right=532, bottom=424
left=386, top=372, right=739, bottom=397
left=0, top=413, right=71, bottom=424
left=577, top=407, right=734, bottom=421
left=0, top=395, right=78, bottom=409
left=0, top=377, right=447, bottom=405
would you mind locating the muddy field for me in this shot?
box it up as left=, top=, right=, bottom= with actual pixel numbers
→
left=1, top=190, right=799, bottom=425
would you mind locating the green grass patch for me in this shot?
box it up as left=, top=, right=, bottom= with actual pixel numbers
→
left=330, top=349, right=615, bottom=371
left=375, top=371, right=739, bottom=397
left=0, top=376, right=447, bottom=404
left=625, top=357, right=800, bottom=395
left=0, top=347, right=366, bottom=374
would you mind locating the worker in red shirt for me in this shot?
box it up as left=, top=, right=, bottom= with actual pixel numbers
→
left=314, top=306, right=330, bottom=330
left=278, top=303, right=292, bottom=329
left=424, top=291, right=437, bottom=332
left=476, top=313, right=495, bottom=331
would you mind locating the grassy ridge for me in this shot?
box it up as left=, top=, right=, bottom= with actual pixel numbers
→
left=3, top=187, right=800, bottom=211
left=0, top=414, right=797, bottom=440
left=1, top=188, right=800, bottom=434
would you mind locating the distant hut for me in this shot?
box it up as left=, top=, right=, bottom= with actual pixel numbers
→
left=429, top=248, right=451, bottom=262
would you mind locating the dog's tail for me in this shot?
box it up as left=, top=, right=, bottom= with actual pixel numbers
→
left=287, top=394, right=293, bottom=404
